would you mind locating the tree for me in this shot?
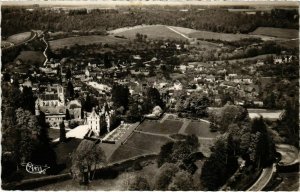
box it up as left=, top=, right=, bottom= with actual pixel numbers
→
left=210, top=104, right=250, bottom=133
left=104, top=53, right=112, bottom=68
left=157, top=142, right=174, bottom=167
left=83, top=94, right=93, bottom=112
left=201, top=135, right=238, bottom=190
left=146, top=87, right=164, bottom=110
left=67, top=81, right=75, bottom=98
left=168, top=170, right=195, bottom=191
left=14, top=108, right=40, bottom=164
left=154, top=163, right=179, bottom=190
left=111, top=84, right=130, bottom=110
left=66, top=109, right=71, bottom=120
left=66, top=68, right=72, bottom=80
left=71, top=140, right=106, bottom=184
left=59, top=122, right=66, bottom=142
left=126, top=103, right=142, bottom=123
left=20, top=86, right=36, bottom=114
left=128, top=176, right=151, bottom=190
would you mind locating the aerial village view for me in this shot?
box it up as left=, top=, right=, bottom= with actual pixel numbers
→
left=1, top=0, right=299, bottom=191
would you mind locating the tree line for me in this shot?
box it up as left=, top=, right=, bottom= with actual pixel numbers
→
left=2, top=7, right=298, bottom=37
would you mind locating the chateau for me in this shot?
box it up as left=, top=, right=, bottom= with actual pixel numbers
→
left=85, top=104, right=115, bottom=137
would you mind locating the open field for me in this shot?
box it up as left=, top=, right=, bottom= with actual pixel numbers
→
left=185, top=121, right=217, bottom=138
left=6, top=32, right=32, bottom=44
left=280, top=39, right=299, bottom=49
left=1, top=41, right=14, bottom=48
left=250, top=27, right=299, bottom=39
left=15, top=51, right=45, bottom=65
left=188, top=30, right=252, bottom=42
left=110, top=25, right=187, bottom=41
left=109, top=132, right=170, bottom=163
left=49, top=35, right=129, bottom=50
left=137, top=119, right=183, bottom=135
left=169, top=26, right=199, bottom=35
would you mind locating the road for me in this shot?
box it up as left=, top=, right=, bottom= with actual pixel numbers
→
left=167, top=26, right=192, bottom=41
left=42, top=36, right=49, bottom=66
left=246, top=164, right=276, bottom=191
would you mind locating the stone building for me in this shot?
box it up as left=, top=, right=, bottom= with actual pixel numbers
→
left=35, top=84, right=66, bottom=127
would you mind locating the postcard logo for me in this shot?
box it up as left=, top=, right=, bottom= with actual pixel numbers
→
left=21, top=162, right=50, bottom=174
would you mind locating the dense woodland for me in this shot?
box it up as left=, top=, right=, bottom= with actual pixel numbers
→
left=2, top=7, right=298, bottom=37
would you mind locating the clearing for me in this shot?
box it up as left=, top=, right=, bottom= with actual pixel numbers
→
left=137, top=119, right=183, bottom=135
left=109, top=132, right=170, bottom=163
left=250, top=27, right=299, bottom=39
left=109, top=25, right=188, bottom=41
left=49, top=35, right=129, bottom=50
left=188, top=30, right=253, bottom=42
left=6, top=31, right=32, bottom=45
left=184, top=120, right=216, bottom=138
left=15, top=51, right=45, bottom=65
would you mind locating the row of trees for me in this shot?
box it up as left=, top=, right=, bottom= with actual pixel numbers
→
left=202, top=104, right=276, bottom=190
left=2, top=81, right=58, bottom=182
left=125, top=135, right=200, bottom=190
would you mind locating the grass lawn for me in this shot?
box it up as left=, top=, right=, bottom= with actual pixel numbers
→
left=189, top=30, right=252, bottom=42
left=185, top=121, right=217, bottom=138
left=15, top=51, right=45, bottom=65
left=114, top=25, right=187, bottom=41
left=36, top=160, right=160, bottom=191
left=137, top=119, right=183, bottom=135
left=49, top=35, right=129, bottom=50
left=6, top=32, right=32, bottom=44
left=250, top=27, right=298, bottom=39
left=52, top=138, right=82, bottom=172
left=109, top=132, right=170, bottom=163
left=1, top=41, right=13, bottom=48
left=48, top=128, right=60, bottom=140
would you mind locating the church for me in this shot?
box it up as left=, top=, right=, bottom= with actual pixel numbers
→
left=35, top=84, right=66, bottom=127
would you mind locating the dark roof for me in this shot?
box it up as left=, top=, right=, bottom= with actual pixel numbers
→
left=40, top=94, right=59, bottom=101
left=40, top=106, right=66, bottom=115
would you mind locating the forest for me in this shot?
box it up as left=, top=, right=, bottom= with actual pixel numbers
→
left=1, top=7, right=298, bottom=37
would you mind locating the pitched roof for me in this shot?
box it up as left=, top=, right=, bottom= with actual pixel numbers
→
left=40, top=94, right=59, bottom=101
left=40, top=106, right=66, bottom=115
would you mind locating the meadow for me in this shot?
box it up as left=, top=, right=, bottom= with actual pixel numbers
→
left=15, top=51, right=45, bottom=65
left=109, top=132, right=170, bottom=163
left=188, top=30, right=253, bottom=42
left=6, top=31, right=32, bottom=45
left=137, top=119, right=183, bottom=135
left=250, top=27, right=299, bottom=39
left=110, top=25, right=187, bottom=41
left=49, top=35, right=129, bottom=50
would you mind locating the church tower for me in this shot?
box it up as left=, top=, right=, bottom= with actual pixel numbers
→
left=57, top=85, right=65, bottom=106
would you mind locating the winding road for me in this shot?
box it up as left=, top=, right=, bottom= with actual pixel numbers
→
left=42, top=36, right=49, bottom=66
left=246, top=164, right=276, bottom=191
